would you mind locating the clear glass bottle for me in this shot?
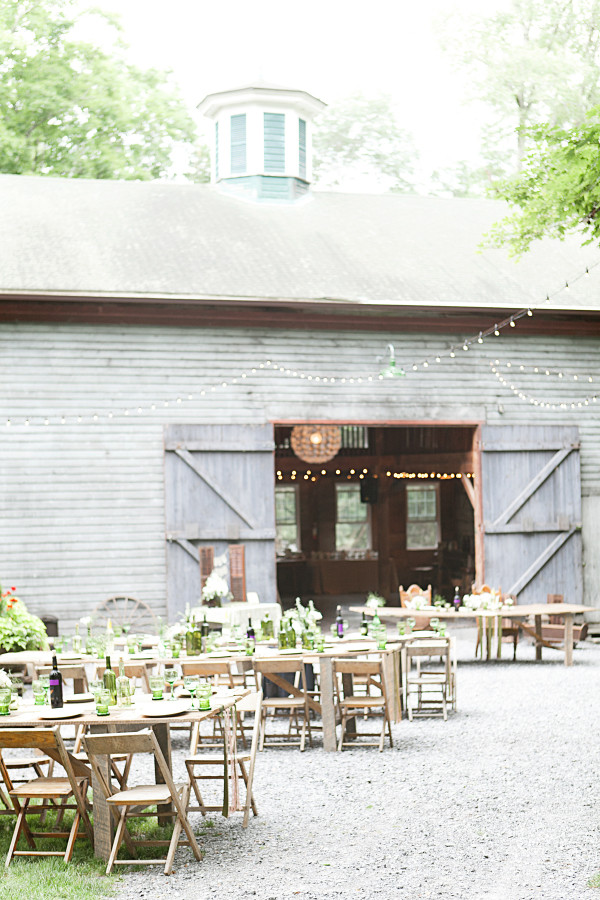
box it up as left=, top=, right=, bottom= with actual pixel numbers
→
left=105, top=618, right=115, bottom=656
left=116, top=657, right=132, bottom=707
left=71, top=623, right=82, bottom=654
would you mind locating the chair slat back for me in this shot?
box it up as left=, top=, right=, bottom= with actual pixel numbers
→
left=35, top=665, right=87, bottom=681
left=547, top=593, right=564, bottom=625
left=253, top=658, right=304, bottom=674
left=0, top=728, right=60, bottom=753
left=333, top=659, right=382, bottom=676
left=181, top=661, right=233, bottom=685
left=83, top=729, right=155, bottom=759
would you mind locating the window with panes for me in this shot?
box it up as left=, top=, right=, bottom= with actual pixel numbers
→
left=406, top=484, right=440, bottom=549
left=335, top=483, right=369, bottom=550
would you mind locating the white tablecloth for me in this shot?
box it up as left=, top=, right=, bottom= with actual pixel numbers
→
left=191, top=601, right=282, bottom=630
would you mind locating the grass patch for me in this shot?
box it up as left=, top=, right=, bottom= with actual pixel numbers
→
left=0, top=808, right=115, bottom=900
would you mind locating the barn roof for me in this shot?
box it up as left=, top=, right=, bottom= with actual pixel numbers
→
left=0, top=173, right=599, bottom=314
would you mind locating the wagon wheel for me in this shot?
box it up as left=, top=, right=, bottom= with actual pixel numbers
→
left=91, top=596, right=158, bottom=634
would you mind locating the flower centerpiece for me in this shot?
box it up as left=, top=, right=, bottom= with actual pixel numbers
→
left=288, top=597, right=322, bottom=645
left=366, top=591, right=386, bottom=609
left=201, top=571, right=233, bottom=608
left=0, top=586, right=48, bottom=652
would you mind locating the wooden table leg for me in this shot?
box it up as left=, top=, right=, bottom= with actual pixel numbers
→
left=381, top=649, right=402, bottom=722
left=153, top=723, right=173, bottom=824
left=341, top=673, right=357, bottom=739
left=564, top=614, right=574, bottom=666
left=90, top=724, right=114, bottom=861
left=317, top=658, right=337, bottom=752
left=534, top=615, right=543, bottom=661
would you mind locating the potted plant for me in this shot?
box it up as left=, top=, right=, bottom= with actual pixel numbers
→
left=201, top=571, right=232, bottom=608
left=0, top=586, right=48, bottom=652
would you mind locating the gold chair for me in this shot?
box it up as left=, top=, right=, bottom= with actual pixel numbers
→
left=332, top=658, right=393, bottom=751
left=0, top=727, right=93, bottom=866
left=185, top=691, right=262, bottom=828
left=82, top=729, right=201, bottom=875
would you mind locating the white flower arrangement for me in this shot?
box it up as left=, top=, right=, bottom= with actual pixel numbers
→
left=289, top=598, right=322, bottom=634
left=366, top=592, right=386, bottom=609
left=0, top=669, right=12, bottom=689
left=405, top=595, right=429, bottom=610
left=463, top=591, right=511, bottom=611
left=201, top=571, right=232, bottom=605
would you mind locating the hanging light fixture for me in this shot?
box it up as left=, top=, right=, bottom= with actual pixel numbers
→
left=379, top=344, right=406, bottom=378
left=290, top=424, right=342, bottom=463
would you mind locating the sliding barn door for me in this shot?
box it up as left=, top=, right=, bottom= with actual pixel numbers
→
left=480, top=424, right=582, bottom=604
left=164, top=424, right=276, bottom=621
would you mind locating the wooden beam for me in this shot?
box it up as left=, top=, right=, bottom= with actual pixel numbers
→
left=174, top=448, right=256, bottom=529
left=491, top=448, right=573, bottom=528
left=507, top=527, right=577, bottom=596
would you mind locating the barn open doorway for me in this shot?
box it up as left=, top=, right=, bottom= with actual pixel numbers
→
left=274, top=423, right=479, bottom=609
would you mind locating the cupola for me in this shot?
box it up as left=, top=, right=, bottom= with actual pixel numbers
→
left=197, top=83, right=326, bottom=203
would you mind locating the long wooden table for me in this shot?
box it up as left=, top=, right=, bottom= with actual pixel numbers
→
left=351, top=603, right=594, bottom=666
left=0, top=689, right=247, bottom=861
left=0, top=642, right=403, bottom=753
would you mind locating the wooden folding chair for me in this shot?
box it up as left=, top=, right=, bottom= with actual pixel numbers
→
left=333, top=658, right=393, bottom=751
left=95, top=661, right=154, bottom=694
left=0, top=727, right=93, bottom=866
left=35, top=664, right=89, bottom=695
left=181, top=661, right=246, bottom=750
left=185, top=691, right=262, bottom=828
left=404, top=637, right=453, bottom=721
left=253, top=658, right=312, bottom=751
left=82, top=729, right=201, bottom=875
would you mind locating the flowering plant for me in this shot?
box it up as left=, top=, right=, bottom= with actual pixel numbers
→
left=405, top=594, right=429, bottom=610
left=366, top=592, right=386, bottom=609
left=289, top=597, right=322, bottom=635
left=0, top=669, right=11, bottom=689
left=0, top=586, right=48, bottom=652
left=201, top=571, right=232, bottom=607
left=462, top=590, right=510, bottom=612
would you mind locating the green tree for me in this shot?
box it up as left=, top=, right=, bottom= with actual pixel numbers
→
left=312, top=93, right=417, bottom=192
left=0, top=0, right=196, bottom=179
left=437, top=0, right=600, bottom=189
left=485, top=110, right=600, bottom=255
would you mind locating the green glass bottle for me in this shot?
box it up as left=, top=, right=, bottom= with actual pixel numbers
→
left=103, top=656, right=118, bottom=706
left=360, top=612, right=369, bottom=637
left=286, top=618, right=297, bottom=648
left=278, top=620, right=288, bottom=650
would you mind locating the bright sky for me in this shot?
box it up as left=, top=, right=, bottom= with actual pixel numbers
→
left=86, top=0, right=505, bottom=182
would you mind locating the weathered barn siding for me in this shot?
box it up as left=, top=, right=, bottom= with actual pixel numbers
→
left=1, top=321, right=599, bottom=629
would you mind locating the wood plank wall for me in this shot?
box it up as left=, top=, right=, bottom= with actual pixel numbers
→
left=1, top=321, right=599, bottom=629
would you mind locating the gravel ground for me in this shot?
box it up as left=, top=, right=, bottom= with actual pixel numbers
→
left=113, top=627, right=600, bottom=900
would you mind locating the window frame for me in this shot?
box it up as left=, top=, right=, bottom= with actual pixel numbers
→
left=275, top=484, right=300, bottom=555
left=335, top=482, right=371, bottom=552
left=405, top=483, right=440, bottom=550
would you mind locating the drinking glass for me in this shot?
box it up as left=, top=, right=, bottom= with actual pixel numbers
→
left=244, top=638, right=255, bottom=656
left=121, top=623, right=131, bottom=636
left=164, top=667, right=178, bottom=700
left=32, top=680, right=46, bottom=706
left=0, top=688, right=11, bottom=716
left=397, top=622, right=406, bottom=636
left=438, top=622, right=447, bottom=638
left=127, top=634, right=137, bottom=655
left=196, top=682, right=212, bottom=711
left=89, top=679, right=104, bottom=701
left=430, top=617, right=440, bottom=633
left=171, top=641, right=181, bottom=659
left=95, top=689, right=110, bottom=716
left=315, top=635, right=326, bottom=652
left=376, top=627, right=388, bottom=650
left=38, top=674, right=50, bottom=705
left=9, top=686, right=19, bottom=711
left=183, top=676, right=199, bottom=708
left=53, top=635, right=65, bottom=654
left=149, top=675, right=164, bottom=700
left=406, top=617, right=416, bottom=634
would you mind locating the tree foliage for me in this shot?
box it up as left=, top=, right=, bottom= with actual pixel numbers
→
left=435, top=0, right=600, bottom=193
left=312, top=93, right=418, bottom=192
left=485, top=110, right=600, bottom=255
left=0, top=0, right=196, bottom=179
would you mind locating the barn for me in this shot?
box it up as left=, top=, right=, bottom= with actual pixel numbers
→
left=1, top=83, right=599, bottom=631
